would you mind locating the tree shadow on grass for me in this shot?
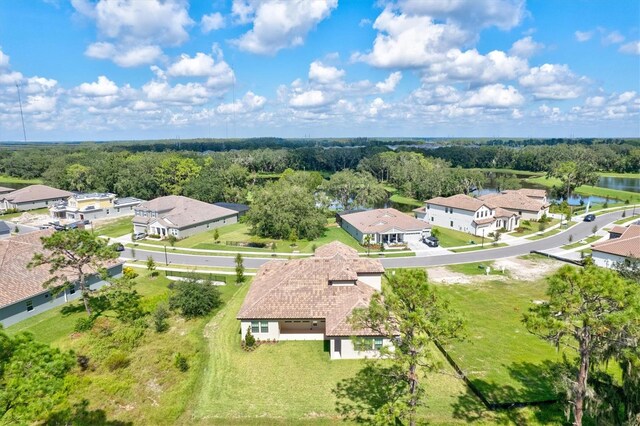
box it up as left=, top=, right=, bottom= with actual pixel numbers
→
left=333, top=363, right=406, bottom=424
left=452, top=360, right=568, bottom=425
left=45, top=400, right=132, bottom=426
left=60, top=295, right=111, bottom=316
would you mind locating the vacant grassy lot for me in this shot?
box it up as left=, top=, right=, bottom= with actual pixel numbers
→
left=7, top=272, right=242, bottom=425
left=433, top=226, right=484, bottom=247
left=437, top=278, right=564, bottom=405
left=0, top=207, right=49, bottom=220
left=142, top=221, right=367, bottom=253
left=447, top=262, right=505, bottom=276
left=95, top=216, right=133, bottom=238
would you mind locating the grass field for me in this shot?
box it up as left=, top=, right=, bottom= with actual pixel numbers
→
left=432, top=226, right=484, bottom=247
left=95, top=216, right=133, bottom=238
left=508, top=218, right=560, bottom=237
left=0, top=175, right=42, bottom=184
left=526, top=229, right=562, bottom=241
left=389, top=193, right=423, bottom=207
left=437, top=278, right=565, bottom=405
left=0, top=207, right=49, bottom=220
left=614, top=214, right=640, bottom=224
left=526, top=176, right=640, bottom=203
left=446, top=262, right=505, bottom=276
left=142, top=221, right=367, bottom=254
left=470, top=168, right=545, bottom=176
left=561, top=235, right=601, bottom=250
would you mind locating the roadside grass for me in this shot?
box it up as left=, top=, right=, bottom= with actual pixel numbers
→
left=437, top=278, right=565, bottom=405
left=432, top=226, right=484, bottom=247
left=468, top=168, right=545, bottom=176
left=450, top=243, right=508, bottom=253
left=95, top=216, right=133, bottom=238
left=446, top=262, right=506, bottom=276
left=561, top=235, right=602, bottom=250
left=7, top=272, right=242, bottom=425
left=508, top=219, right=560, bottom=237
left=526, top=229, right=562, bottom=241
left=0, top=175, right=42, bottom=184
left=0, top=207, right=49, bottom=220
left=526, top=176, right=640, bottom=203
left=614, top=214, right=640, bottom=224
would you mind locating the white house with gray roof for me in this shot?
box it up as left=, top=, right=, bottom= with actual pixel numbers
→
left=338, top=208, right=431, bottom=245
left=1, top=184, right=73, bottom=212
left=50, top=192, right=143, bottom=222
left=133, top=195, right=238, bottom=239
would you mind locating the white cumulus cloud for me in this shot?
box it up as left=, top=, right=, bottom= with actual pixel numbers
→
left=463, top=84, right=524, bottom=108
left=376, top=72, right=402, bottom=93
left=77, top=75, right=119, bottom=96
left=289, top=90, right=330, bottom=108
left=201, top=12, right=225, bottom=33
left=519, top=64, right=589, bottom=100
left=619, top=41, right=640, bottom=55
left=509, top=36, right=544, bottom=58
left=308, top=61, right=345, bottom=84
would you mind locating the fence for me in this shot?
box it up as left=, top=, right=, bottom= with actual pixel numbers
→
left=163, top=270, right=228, bottom=284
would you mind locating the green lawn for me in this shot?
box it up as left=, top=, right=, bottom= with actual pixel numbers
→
left=561, top=235, right=602, bottom=250
left=597, top=171, right=640, bottom=179
left=526, top=229, right=562, bottom=241
left=437, top=278, right=565, bottom=405
left=0, top=175, right=42, bottom=184
left=469, top=168, right=545, bottom=176
left=450, top=243, right=508, bottom=253
left=446, top=262, right=506, bottom=276
left=95, top=216, right=133, bottom=238
left=433, top=226, right=484, bottom=247
left=508, top=219, right=560, bottom=237
left=0, top=207, right=49, bottom=220
left=614, top=214, right=640, bottom=224
left=143, top=221, right=367, bottom=254
left=389, top=193, right=423, bottom=207
left=526, top=176, right=640, bottom=203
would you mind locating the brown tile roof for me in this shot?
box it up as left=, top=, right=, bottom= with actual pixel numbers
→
left=503, top=188, right=547, bottom=198
left=2, top=185, right=72, bottom=204
left=609, top=225, right=628, bottom=235
left=0, top=230, right=122, bottom=308
left=133, top=195, right=237, bottom=229
left=473, top=217, right=496, bottom=225
left=340, top=208, right=430, bottom=234
left=592, top=225, right=640, bottom=258
left=426, top=194, right=493, bottom=212
left=495, top=207, right=518, bottom=218
left=478, top=191, right=547, bottom=212
left=237, top=241, right=384, bottom=336
left=0, top=186, right=14, bottom=194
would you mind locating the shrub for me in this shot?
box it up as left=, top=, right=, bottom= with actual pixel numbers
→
left=174, top=353, right=189, bottom=372
left=77, top=355, right=90, bottom=371
left=152, top=304, right=170, bottom=332
left=245, top=328, right=256, bottom=347
left=622, top=211, right=626, bottom=218
left=167, top=235, right=177, bottom=247
left=514, top=226, right=526, bottom=233
left=522, top=220, right=531, bottom=227
left=104, top=351, right=130, bottom=371
left=169, top=278, right=222, bottom=318
left=538, top=222, right=547, bottom=232
left=74, top=316, right=96, bottom=332
left=568, top=234, right=573, bottom=243
left=123, top=267, right=138, bottom=280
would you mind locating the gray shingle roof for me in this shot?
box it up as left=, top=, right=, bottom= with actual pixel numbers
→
left=133, top=195, right=237, bottom=229
left=340, top=208, right=430, bottom=234
left=2, top=185, right=73, bottom=204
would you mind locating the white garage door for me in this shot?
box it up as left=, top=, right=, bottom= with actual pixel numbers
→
left=404, top=232, right=422, bottom=243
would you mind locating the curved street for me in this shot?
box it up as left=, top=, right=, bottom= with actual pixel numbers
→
left=122, top=210, right=630, bottom=269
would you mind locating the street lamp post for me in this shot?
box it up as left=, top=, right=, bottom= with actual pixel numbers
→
left=164, top=245, right=168, bottom=266
left=481, top=229, right=485, bottom=248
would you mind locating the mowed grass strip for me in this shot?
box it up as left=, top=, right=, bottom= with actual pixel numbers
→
left=95, top=216, right=134, bottom=238
left=526, top=176, right=640, bottom=203
left=432, top=226, right=484, bottom=248
left=437, top=279, right=563, bottom=405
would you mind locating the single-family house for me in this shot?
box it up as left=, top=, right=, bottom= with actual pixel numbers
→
left=50, top=192, right=143, bottom=222
left=0, top=230, right=123, bottom=327
left=478, top=189, right=550, bottom=220
left=338, top=208, right=431, bottom=245
left=0, top=184, right=73, bottom=212
left=607, top=225, right=627, bottom=239
left=591, top=224, right=640, bottom=269
left=237, top=241, right=392, bottom=360
left=133, top=195, right=238, bottom=239
left=503, top=188, right=548, bottom=203
left=415, top=194, right=519, bottom=236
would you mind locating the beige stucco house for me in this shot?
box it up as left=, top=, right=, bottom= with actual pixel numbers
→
left=50, top=192, right=143, bottom=222
left=133, top=195, right=238, bottom=239
left=338, top=208, right=431, bottom=245
left=591, top=224, right=640, bottom=269
left=478, top=189, right=550, bottom=221
left=237, top=241, right=392, bottom=360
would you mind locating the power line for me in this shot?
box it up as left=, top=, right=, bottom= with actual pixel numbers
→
left=16, top=83, right=27, bottom=142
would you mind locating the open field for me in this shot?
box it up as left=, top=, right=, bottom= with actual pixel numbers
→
left=389, top=193, right=423, bottom=207
left=526, top=176, right=640, bottom=203
left=95, top=216, right=133, bottom=238
left=0, top=207, right=49, bottom=220
left=0, top=175, right=42, bottom=184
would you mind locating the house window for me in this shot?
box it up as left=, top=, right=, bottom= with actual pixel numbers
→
left=106, top=209, right=110, bottom=215
left=430, top=217, right=434, bottom=222
left=260, top=321, right=269, bottom=333
left=26, top=300, right=33, bottom=312
left=354, top=337, right=384, bottom=351
left=374, top=338, right=383, bottom=350
left=251, top=321, right=260, bottom=333
left=450, top=221, right=453, bottom=227
left=69, top=285, right=76, bottom=295
left=426, top=204, right=430, bottom=210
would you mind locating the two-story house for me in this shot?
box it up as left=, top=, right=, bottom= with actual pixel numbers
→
left=132, top=195, right=238, bottom=239
left=415, top=194, right=519, bottom=236
left=50, top=193, right=143, bottom=222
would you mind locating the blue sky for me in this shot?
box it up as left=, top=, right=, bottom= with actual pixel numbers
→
left=0, top=0, right=638, bottom=141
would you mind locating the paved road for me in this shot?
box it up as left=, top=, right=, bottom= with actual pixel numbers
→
left=122, top=210, right=631, bottom=269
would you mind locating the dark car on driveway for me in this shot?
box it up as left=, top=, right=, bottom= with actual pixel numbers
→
left=583, top=214, right=596, bottom=222
left=112, top=243, right=125, bottom=252
left=423, top=235, right=439, bottom=247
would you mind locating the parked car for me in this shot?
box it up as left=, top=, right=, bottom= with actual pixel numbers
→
left=583, top=214, right=596, bottom=222
left=423, top=235, right=439, bottom=247
left=112, top=243, right=125, bottom=252
left=53, top=224, right=65, bottom=231
left=133, top=232, right=147, bottom=240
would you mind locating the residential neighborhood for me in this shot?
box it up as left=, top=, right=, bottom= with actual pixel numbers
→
left=50, top=192, right=143, bottom=222
left=338, top=207, right=431, bottom=247
left=0, top=184, right=73, bottom=211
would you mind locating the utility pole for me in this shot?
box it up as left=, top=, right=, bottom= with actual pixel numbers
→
left=164, top=245, right=168, bottom=266
left=16, top=83, right=27, bottom=142
left=481, top=229, right=485, bottom=248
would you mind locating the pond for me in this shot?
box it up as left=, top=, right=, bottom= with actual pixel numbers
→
left=596, top=176, right=640, bottom=192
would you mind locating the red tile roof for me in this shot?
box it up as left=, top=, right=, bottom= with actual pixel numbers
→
left=340, top=208, right=430, bottom=234
left=592, top=225, right=640, bottom=258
